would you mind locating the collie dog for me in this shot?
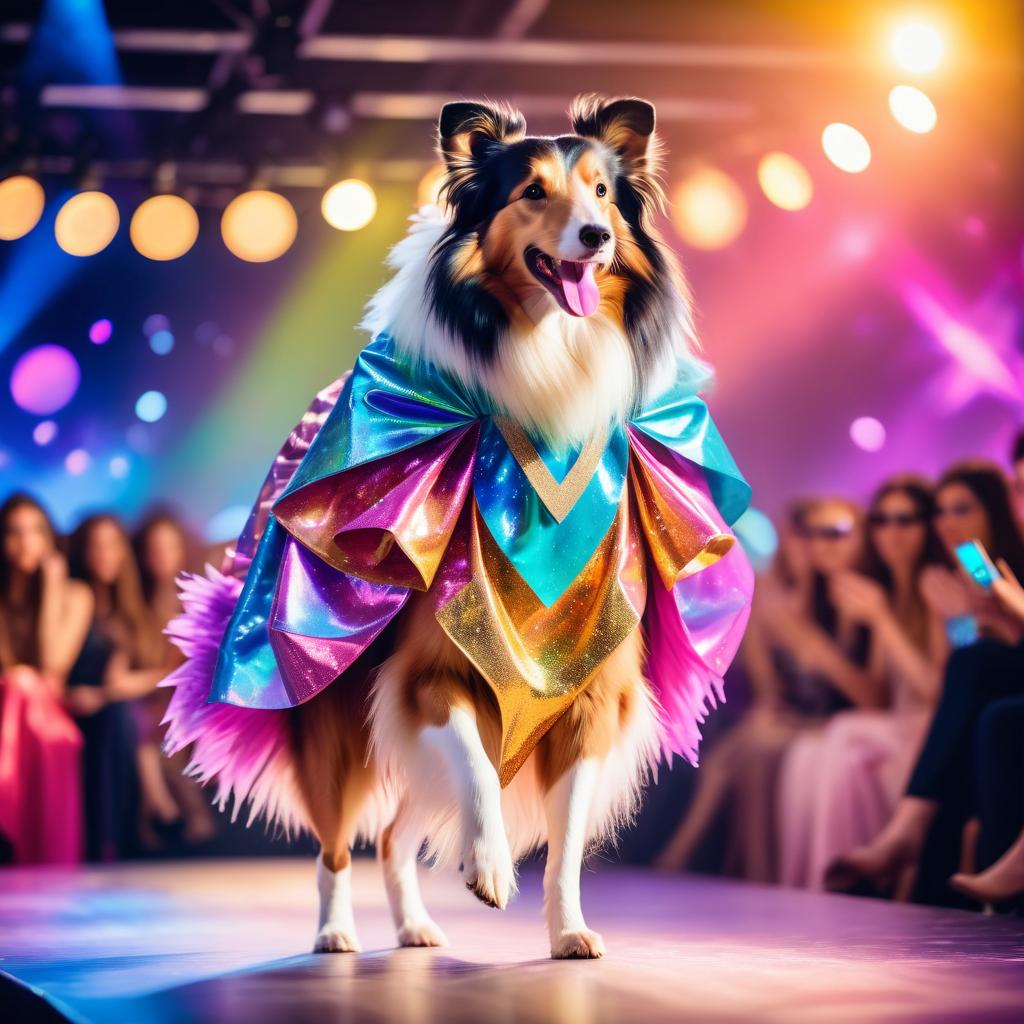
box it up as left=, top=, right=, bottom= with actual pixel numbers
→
left=171, top=95, right=719, bottom=960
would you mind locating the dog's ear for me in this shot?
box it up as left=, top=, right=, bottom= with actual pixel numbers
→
left=569, top=95, right=657, bottom=172
left=438, top=100, right=527, bottom=170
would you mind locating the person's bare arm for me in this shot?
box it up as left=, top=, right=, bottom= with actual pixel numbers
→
left=102, top=649, right=166, bottom=701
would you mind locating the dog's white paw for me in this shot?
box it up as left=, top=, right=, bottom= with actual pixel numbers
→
left=397, top=917, right=448, bottom=948
left=550, top=928, right=605, bottom=960
left=462, top=833, right=514, bottom=909
left=313, top=927, right=362, bottom=953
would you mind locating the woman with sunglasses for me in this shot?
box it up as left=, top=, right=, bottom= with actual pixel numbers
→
left=826, top=460, right=1024, bottom=903
left=777, top=476, right=950, bottom=888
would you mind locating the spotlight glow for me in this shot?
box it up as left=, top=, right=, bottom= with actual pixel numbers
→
left=890, top=21, right=944, bottom=73
left=10, top=345, right=81, bottom=415
left=321, top=179, right=377, bottom=231
left=850, top=416, right=887, bottom=452
left=889, top=85, right=937, bottom=133
left=33, top=420, right=58, bottom=446
left=54, top=191, right=120, bottom=256
left=221, top=190, right=297, bottom=262
left=65, top=449, right=91, bottom=476
left=0, top=176, right=45, bottom=240
left=149, top=329, right=175, bottom=355
left=671, top=167, right=747, bottom=251
left=130, top=194, right=199, bottom=260
left=756, top=152, right=813, bottom=211
left=822, top=123, right=872, bottom=174
left=89, top=318, right=113, bottom=344
left=109, top=455, right=130, bottom=479
left=135, top=389, right=168, bottom=423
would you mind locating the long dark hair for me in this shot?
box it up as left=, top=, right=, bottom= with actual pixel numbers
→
left=132, top=509, right=195, bottom=603
left=864, top=475, right=949, bottom=649
left=937, top=460, right=1024, bottom=577
left=0, top=492, right=58, bottom=668
left=69, top=513, right=160, bottom=668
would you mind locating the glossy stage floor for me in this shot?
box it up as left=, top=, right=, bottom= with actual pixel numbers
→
left=2, top=858, right=1023, bottom=1024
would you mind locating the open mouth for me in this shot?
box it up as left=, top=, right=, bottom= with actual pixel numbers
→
left=524, top=246, right=601, bottom=317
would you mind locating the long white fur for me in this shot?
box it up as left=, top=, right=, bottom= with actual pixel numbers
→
left=362, top=206, right=708, bottom=450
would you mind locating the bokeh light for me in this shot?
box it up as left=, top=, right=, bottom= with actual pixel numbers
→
left=143, top=314, right=170, bottom=337
left=149, top=329, right=175, bottom=355
left=10, top=345, right=81, bottom=415
left=732, top=507, right=779, bottom=573
left=130, top=194, right=200, bottom=261
left=135, top=390, right=168, bottom=423
left=33, top=420, right=58, bottom=446
left=850, top=416, right=887, bottom=452
left=109, top=455, right=130, bottom=479
left=221, top=190, right=297, bottom=262
left=54, top=191, right=120, bottom=256
left=417, top=163, right=447, bottom=208
left=0, top=176, right=46, bottom=240
left=671, top=167, right=748, bottom=251
left=756, top=152, right=814, bottom=211
left=889, top=85, right=937, bottom=133
left=889, top=20, right=944, bottom=73
left=205, top=504, right=251, bottom=543
left=65, top=449, right=91, bottom=476
left=821, top=123, right=872, bottom=174
left=89, top=318, right=113, bottom=344
left=322, top=179, right=377, bottom=231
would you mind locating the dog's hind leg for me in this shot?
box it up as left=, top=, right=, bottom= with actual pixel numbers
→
left=379, top=808, right=447, bottom=947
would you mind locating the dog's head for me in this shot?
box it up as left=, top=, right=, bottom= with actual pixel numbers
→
left=430, top=95, right=682, bottom=365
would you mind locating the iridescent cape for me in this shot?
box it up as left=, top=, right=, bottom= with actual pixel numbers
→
left=213, top=332, right=753, bottom=785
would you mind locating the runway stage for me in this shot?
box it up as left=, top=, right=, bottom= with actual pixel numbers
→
left=2, top=858, right=1023, bottom=1024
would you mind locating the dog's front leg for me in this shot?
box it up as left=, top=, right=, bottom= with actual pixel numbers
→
left=420, top=704, right=514, bottom=909
left=543, top=757, right=604, bottom=958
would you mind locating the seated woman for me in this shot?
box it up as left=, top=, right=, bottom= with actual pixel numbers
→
left=67, top=514, right=167, bottom=861
left=133, top=511, right=216, bottom=848
left=0, top=493, right=93, bottom=864
left=826, top=460, right=1024, bottom=901
left=950, top=558, right=1024, bottom=907
left=657, top=497, right=872, bottom=882
left=776, top=476, right=949, bottom=889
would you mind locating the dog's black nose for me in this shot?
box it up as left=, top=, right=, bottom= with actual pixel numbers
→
left=579, top=224, right=611, bottom=250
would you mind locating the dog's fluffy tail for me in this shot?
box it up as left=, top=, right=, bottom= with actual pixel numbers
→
left=161, top=565, right=307, bottom=835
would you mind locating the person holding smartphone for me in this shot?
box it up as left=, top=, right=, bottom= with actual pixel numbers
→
left=826, top=460, right=1024, bottom=903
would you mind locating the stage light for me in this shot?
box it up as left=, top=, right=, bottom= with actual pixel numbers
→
left=889, top=20, right=944, bottom=73
left=65, top=449, right=91, bottom=476
left=732, top=507, right=779, bottom=573
left=821, top=124, right=871, bottom=174
left=221, top=190, right=297, bottom=262
left=54, top=191, right=120, bottom=256
left=321, top=179, right=377, bottom=231
left=670, top=167, right=747, bottom=251
left=417, top=163, right=447, bottom=208
left=850, top=416, right=886, bottom=452
left=756, top=153, right=813, bottom=211
left=10, top=344, right=81, bottom=415
left=33, top=420, right=58, bottom=446
left=143, top=314, right=170, bottom=337
left=109, top=455, right=130, bottom=478
left=130, top=194, right=199, bottom=260
left=889, top=85, right=937, bottom=133
left=89, top=318, right=113, bottom=344
left=0, top=176, right=45, bottom=240
left=135, top=389, right=168, bottom=423
left=149, top=329, right=175, bottom=355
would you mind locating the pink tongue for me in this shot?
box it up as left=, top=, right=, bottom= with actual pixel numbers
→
left=557, top=261, right=599, bottom=316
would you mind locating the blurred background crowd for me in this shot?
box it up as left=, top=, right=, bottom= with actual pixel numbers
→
left=1, top=0, right=1022, bottom=916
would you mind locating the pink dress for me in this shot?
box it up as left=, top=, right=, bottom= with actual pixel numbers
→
left=777, top=677, right=930, bottom=889
left=0, top=667, right=84, bottom=864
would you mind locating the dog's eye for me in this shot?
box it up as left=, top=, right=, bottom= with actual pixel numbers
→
left=523, top=183, right=545, bottom=201
left=596, top=182, right=607, bottom=198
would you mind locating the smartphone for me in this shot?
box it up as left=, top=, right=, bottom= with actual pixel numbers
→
left=955, top=539, right=1000, bottom=589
